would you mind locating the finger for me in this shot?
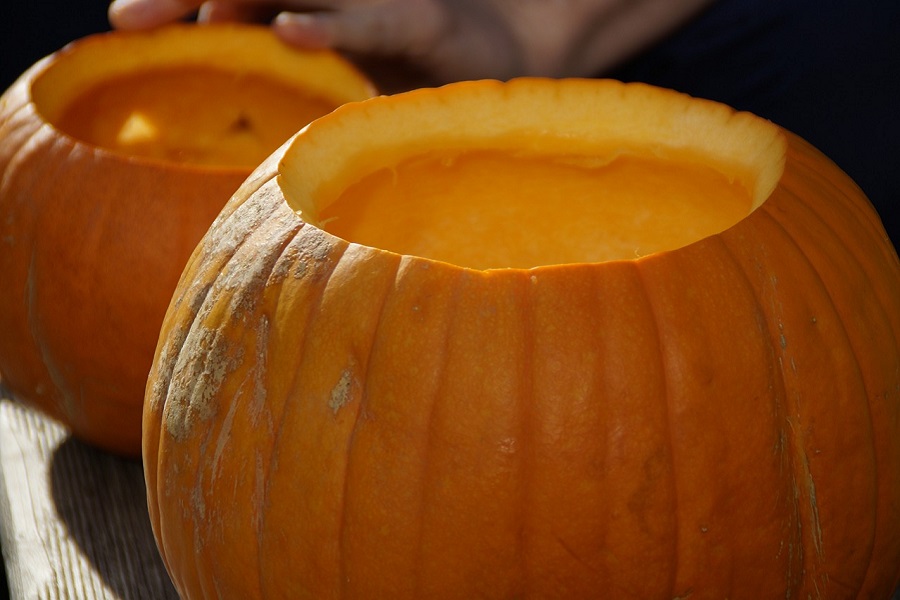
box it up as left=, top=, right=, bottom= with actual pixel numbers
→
left=108, top=0, right=204, bottom=29
left=272, top=11, right=334, bottom=49
left=197, top=1, right=281, bottom=24
left=273, top=1, right=445, bottom=56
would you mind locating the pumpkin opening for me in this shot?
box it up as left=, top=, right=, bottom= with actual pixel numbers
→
left=29, top=24, right=374, bottom=169
left=319, top=149, right=753, bottom=268
left=280, top=79, right=786, bottom=269
left=48, top=67, right=336, bottom=168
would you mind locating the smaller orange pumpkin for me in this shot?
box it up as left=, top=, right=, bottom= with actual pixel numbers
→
left=0, top=23, right=375, bottom=456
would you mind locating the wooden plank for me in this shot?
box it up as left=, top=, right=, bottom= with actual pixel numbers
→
left=0, top=389, right=177, bottom=600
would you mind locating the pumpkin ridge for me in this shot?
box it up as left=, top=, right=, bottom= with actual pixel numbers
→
left=409, top=260, right=464, bottom=597
left=253, top=233, right=316, bottom=593
left=517, top=271, right=539, bottom=592
left=234, top=220, right=341, bottom=597
left=250, top=230, right=313, bottom=599
left=752, top=209, right=826, bottom=594
left=759, top=183, right=895, bottom=594
left=0, top=88, right=31, bottom=127
left=714, top=230, right=808, bottom=590
left=162, top=177, right=285, bottom=365
left=147, top=278, right=210, bottom=425
left=257, top=228, right=349, bottom=595
left=0, top=123, right=59, bottom=244
left=198, top=158, right=283, bottom=239
left=0, top=108, right=44, bottom=188
left=631, top=261, right=681, bottom=596
left=145, top=325, right=187, bottom=581
left=752, top=206, right=879, bottom=594
left=336, top=245, right=404, bottom=597
left=169, top=329, right=233, bottom=595
left=31, top=144, right=116, bottom=419
left=156, top=181, right=307, bottom=595
left=208, top=212, right=310, bottom=598
left=783, top=134, right=887, bottom=247
left=0, top=89, right=42, bottom=150
left=17, top=131, right=80, bottom=420
left=777, top=145, right=900, bottom=341
left=198, top=178, right=287, bottom=277
left=782, top=180, right=885, bottom=565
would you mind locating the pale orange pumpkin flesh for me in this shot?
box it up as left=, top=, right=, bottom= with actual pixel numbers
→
left=144, top=79, right=900, bottom=597
left=319, top=150, right=753, bottom=268
left=53, top=66, right=339, bottom=168
left=0, top=24, right=374, bottom=456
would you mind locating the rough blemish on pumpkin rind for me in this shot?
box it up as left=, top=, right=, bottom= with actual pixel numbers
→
left=164, top=325, right=244, bottom=441
left=209, top=179, right=284, bottom=260
left=153, top=182, right=279, bottom=430
left=191, top=479, right=207, bottom=523
left=189, top=312, right=271, bottom=565
left=163, top=184, right=306, bottom=441
left=252, top=450, right=266, bottom=535
left=149, top=282, right=215, bottom=416
left=269, top=226, right=336, bottom=284
left=801, top=449, right=825, bottom=561
left=329, top=368, right=354, bottom=415
left=149, top=327, right=183, bottom=415
left=208, top=368, right=244, bottom=483
left=247, top=314, right=272, bottom=431
left=162, top=177, right=306, bottom=440
left=499, top=437, right=517, bottom=454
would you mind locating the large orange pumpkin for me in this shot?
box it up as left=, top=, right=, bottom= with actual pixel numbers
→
left=0, top=24, right=374, bottom=456
left=144, top=79, right=900, bottom=598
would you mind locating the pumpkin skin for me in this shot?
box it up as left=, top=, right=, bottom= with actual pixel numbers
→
left=0, top=24, right=374, bottom=456
left=144, top=79, right=900, bottom=598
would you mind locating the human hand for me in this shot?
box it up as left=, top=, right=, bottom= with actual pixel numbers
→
left=108, top=0, right=716, bottom=92
left=109, top=0, right=526, bottom=90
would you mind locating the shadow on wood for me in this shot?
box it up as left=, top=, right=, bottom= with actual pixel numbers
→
left=49, top=436, right=178, bottom=598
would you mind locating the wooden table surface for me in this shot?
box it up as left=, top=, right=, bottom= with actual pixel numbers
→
left=0, top=386, right=177, bottom=599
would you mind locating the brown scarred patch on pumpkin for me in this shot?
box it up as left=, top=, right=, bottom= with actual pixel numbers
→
left=269, top=224, right=337, bottom=284
left=149, top=282, right=214, bottom=416
left=165, top=325, right=243, bottom=441
left=329, top=367, right=354, bottom=415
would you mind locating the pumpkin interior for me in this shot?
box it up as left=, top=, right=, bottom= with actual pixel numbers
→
left=281, top=79, right=786, bottom=269
left=319, top=149, right=752, bottom=268
left=30, top=24, right=374, bottom=169
left=52, top=67, right=335, bottom=168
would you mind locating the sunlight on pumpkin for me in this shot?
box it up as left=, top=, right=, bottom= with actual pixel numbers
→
left=51, top=67, right=337, bottom=168
left=116, top=111, right=158, bottom=145
left=317, top=150, right=753, bottom=269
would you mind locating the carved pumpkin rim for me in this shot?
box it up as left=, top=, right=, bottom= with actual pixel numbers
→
left=278, top=78, right=788, bottom=271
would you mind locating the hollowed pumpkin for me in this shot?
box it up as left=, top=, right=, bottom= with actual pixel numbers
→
left=144, top=79, right=900, bottom=598
left=0, top=24, right=375, bottom=456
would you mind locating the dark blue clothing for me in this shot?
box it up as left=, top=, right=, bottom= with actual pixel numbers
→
left=609, top=0, right=900, bottom=247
